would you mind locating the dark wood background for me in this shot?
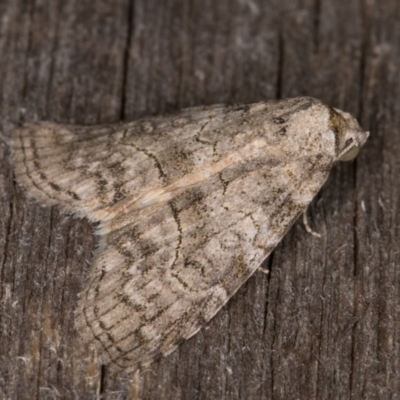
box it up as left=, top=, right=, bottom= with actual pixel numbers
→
left=0, top=0, right=398, bottom=399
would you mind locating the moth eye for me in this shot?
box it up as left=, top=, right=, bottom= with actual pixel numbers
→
left=339, top=145, right=360, bottom=161
left=344, top=138, right=353, bottom=147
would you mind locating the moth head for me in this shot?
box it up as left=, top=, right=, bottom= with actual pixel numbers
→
left=329, top=107, right=369, bottom=162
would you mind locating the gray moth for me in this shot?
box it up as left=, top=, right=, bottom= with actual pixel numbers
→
left=10, top=97, right=368, bottom=371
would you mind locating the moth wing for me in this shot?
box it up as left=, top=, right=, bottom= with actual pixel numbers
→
left=75, top=139, right=334, bottom=370
left=10, top=98, right=322, bottom=219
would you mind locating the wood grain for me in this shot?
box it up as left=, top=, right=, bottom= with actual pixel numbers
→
left=0, top=0, right=398, bottom=398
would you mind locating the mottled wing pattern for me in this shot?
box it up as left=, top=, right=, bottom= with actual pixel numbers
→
left=11, top=98, right=339, bottom=370
left=11, top=121, right=164, bottom=217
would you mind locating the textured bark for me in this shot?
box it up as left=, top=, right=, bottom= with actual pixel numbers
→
left=0, top=0, right=398, bottom=399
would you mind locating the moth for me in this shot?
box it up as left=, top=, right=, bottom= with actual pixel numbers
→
left=10, top=97, right=368, bottom=371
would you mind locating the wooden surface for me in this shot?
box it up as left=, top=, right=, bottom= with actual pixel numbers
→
left=0, top=0, right=398, bottom=399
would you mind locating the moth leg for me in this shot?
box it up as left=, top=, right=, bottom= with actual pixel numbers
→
left=258, top=266, right=270, bottom=274
left=302, top=211, right=322, bottom=238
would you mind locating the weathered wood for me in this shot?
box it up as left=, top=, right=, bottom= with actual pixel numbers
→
left=0, top=0, right=398, bottom=398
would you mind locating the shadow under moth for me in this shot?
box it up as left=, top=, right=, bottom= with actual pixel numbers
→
left=10, top=97, right=368, bottom=371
